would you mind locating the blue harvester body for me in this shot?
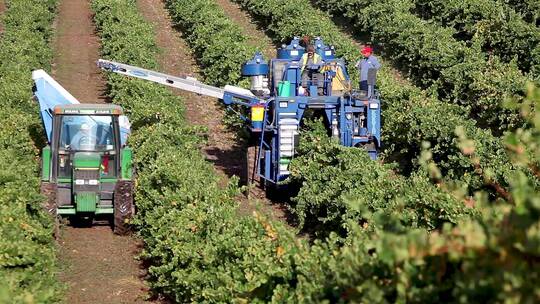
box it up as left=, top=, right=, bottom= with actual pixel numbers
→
left=97, top=37, right=382, bottom=185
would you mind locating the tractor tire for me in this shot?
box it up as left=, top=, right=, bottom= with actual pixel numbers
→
left=113, top=180, right=135, bottom=235
left=40, top=182, right=60, bottom=238
left=245, top=145, right=261, bottom=198
left=40, top=182, right=57, bottom=215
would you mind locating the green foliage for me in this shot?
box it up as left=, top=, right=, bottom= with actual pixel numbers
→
left=312, top=0, right=533, bottom=131
left=313, top=87, right=540, bottom=303
left=164, top=0, right=257, bottom=86
left=93, top=0, right=540, bottom=302
left=91, top=0, right=186, bottom=128
left=0, top=0, right=61, bottom=302
left=161, top=0, right=487, bottom=237
left=412, top=0, right=540, bottom=76
left=289, top=121, right=473, bottom=234
left=503, top=0, right=540, bottom=26
left=91, top=1, right=331, bottom=302
left=232, top=0, right=526, bottom=203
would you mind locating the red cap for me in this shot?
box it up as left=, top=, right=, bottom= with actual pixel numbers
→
left=361, top=46, right=373, bottom=55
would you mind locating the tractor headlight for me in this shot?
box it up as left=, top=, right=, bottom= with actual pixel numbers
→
left=75, top=179, right=85, bottom=185
left=369, top=103, right=379, bottom=109
left=88, top=180, right=99, bottom=185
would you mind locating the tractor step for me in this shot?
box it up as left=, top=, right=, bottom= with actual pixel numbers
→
left=56, top=206, right=114, bottom=215
left=57, top=207, right=76, bottom=215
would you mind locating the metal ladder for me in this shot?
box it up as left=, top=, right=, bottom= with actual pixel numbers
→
left=278, top=114, right=299, bottom=176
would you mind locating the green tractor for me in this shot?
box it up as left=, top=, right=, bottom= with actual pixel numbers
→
left=33, top=70, right=134, bottom=234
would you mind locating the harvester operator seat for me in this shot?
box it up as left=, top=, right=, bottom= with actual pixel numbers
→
left=301, top=64, right=325, bottom=96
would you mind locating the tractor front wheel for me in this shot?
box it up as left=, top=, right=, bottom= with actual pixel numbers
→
left=40, top=182, right=60, bottom=238
left=113, top=180, right=135, bottom=235
left=40, top=182, right=57, bottom=214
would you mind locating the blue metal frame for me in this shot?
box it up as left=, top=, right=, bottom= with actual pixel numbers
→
left=96, top=38, right=382, bottom=187
left=227, top=38, right=382, bottom=185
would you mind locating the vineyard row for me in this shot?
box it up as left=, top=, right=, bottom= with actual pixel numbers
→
left=230, top=0, right=537, bottom=215
left=313, top=0, right=533, bottom=132
left=0, top=0, right=61, bottom=301
left=411, top=0, right=540, bottom=75
left=93, top=2, right=540, bottom=302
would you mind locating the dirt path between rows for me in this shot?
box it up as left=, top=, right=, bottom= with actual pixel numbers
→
left=52, top=0, right=153, bottom=303
left=136, top=0, right=291, bottom=222
left=58, top=225, right=152, bottom=304
left=52, top=0, right=107, bottom=103
left=215, top=0, right=277, bottom=59
left=136, top=0, right=238, bottom=178
left=0, top=0, right=6, bottom=35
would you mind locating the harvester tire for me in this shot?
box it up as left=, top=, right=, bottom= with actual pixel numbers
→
left=113, top=180, right=135, bottom=235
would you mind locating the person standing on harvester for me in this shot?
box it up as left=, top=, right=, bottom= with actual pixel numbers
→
left=299, top=45, right=322, bottom=89
left=355, top=45, right=381, bottom=91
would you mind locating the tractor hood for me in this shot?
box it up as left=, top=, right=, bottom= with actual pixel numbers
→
left=73, top=152, right=101, bottom=169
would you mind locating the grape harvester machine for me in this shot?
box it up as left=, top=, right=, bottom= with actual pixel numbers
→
left=98, top=37, right=381, bottom=188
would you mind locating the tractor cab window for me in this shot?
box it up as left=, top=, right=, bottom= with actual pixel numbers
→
left=59, top=115, right=115, bottom=151
left=57, top=115, right=118, bottom=179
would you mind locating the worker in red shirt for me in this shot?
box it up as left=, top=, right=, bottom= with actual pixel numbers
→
left=355, top=45, right=381, bottom=91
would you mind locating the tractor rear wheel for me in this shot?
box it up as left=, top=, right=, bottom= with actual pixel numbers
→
left=113, top=180, right=135, bottom=235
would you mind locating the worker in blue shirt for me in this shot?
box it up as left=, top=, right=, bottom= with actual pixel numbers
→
left=355, top=45, right=381, bottom=91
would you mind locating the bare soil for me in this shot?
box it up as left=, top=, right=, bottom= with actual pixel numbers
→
left=0, top=0, right=5, bottom=34
left=214, top=0, right=277, bottom=59
left=58, top=224, right=152, bottom=304
left=52, top=0, right=107, bottom=103
left=136, top=0, right=292, bottom=223
left=136, top=0, right=241, bottom=182
left=52, top=0, right=155, bottom=303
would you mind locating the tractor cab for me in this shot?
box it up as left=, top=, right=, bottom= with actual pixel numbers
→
left=41, top=104, right=133, bottom=229
left=33, top=70, right=134, bottom=234
left=52, top=105, right=122, bottom=183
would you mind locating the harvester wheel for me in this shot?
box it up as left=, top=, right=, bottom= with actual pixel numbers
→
left=245, top=145, right=260, bottom=198
left=113, top=180, right=135, bottom=235
left=364, top=142, right=376, bottom=151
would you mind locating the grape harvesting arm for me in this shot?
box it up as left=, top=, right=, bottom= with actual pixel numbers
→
left=97, top=59, right=261, bottom=106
